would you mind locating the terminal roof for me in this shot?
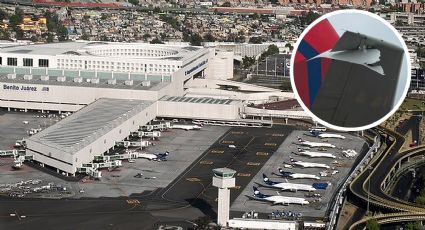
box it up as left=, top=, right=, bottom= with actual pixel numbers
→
left=26, top=98, right=154, bottom=154
left=0, top=73, right=169, bottom=91
left=160, top=95, right=236, bottom=105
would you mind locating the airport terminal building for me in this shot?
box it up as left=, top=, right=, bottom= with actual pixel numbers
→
left=0, top=41, right=295, bottom=176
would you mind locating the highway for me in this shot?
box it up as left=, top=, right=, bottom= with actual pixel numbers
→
left=348, top=127, right=425, bottom=229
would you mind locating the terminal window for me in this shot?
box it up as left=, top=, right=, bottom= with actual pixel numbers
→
left=7, top=57, right=17, bottom=66
left=23, top=58, right=33, bottom=67
left=39, top=59, right=49, bottom=67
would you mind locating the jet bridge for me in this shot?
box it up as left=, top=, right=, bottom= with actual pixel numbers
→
left=131, top=131, right=161, bottom=139
left=115, top=140, right=152, bottom=148
left=76, top=160, right=122, bottom=179
left=140, top=122, right=171, bottom=131
left=94, top=151, right=150, bottom=162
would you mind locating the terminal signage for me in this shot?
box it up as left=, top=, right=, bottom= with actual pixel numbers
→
left=185, top=59, right=208, bottom=76
left=3, top=84, right=49, bottom=92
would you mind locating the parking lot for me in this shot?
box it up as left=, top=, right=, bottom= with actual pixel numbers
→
left=231, top=130, right=367, bottom=220
left=255, top=54, right=290, bottom=77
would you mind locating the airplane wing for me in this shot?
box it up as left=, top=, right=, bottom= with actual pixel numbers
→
left=310, top=48, right=384, bottom=75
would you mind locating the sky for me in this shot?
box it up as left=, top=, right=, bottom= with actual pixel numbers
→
left=327, top=12, right=409, bottom=106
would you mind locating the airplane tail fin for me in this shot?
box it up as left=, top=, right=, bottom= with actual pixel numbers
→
left=253, top=186, right=268, bottom=198
left=253, top=186, right=260, bottom=196
left=262, top=174, right=273, bottom=185
left=309, top=130, right=320, bottom=136
left=297, top=137, right=303, bottom=142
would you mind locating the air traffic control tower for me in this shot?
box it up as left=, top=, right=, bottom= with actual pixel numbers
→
left=212, top=167, right=236, bottom=227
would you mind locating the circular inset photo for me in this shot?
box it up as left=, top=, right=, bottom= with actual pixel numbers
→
left=290, top=9, right=410, bottom=131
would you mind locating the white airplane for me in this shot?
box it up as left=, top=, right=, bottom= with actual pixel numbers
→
left=297, top=137, right=336, bottom=148
left=277, top=168, right=320, bottom=180
left=250, top=186, right=309, bottom=206
left=138, top=151, right=169, bottom=161
left=308, top=126, right=327, bottom=132
left=171, top=124, right=202, bottom=131
left=310, top=131, right=345, bottom=139
left=262, top=174, right=316, bottom=192
left=288, top=158, right=330, bottom=169
left=295, top=148, right=336, bottom=159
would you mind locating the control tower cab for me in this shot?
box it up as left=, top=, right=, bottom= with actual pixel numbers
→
left=212, top=168, right=236, bottom=227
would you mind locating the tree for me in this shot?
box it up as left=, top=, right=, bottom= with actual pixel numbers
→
left=57, top=25, right=68, bottom=41
left=266, top=44, right=279, bottom=55
left=81, top=33, right=90, bottom=40
left=128, top=0, right=139, bottom=6
left=405, top=222, right=422, bottom=230
left=417, top=46, right=425, bottom=58
left=252, top=13, right=259, bottom=20
left=153, top=7, right=161, bottom=13
left=415, top=196, right=425, bottom=205
left=304, top=11, right=320, bottom=25
left=365, top=218, right=379, bottom=230
left=395, top=19, right=403, bottom=26
left=242, top=56, right=255, bottom=69
left=285, top=43, right=293, bottom=50
left=280, top=80, right=292, bottom=91
left=0, top=9, right=8, bottom=21
left=203, top=33, right=215, bottom=42
left=221, top=1, right=231, bottom=7
left=150, top=37, right=164, bottom=44
left=189, top=33, right=203, bottom=46
left=248, top=36, right=262, bottom=44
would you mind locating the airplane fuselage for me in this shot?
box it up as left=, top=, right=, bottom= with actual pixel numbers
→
left=298, top=150, right=336, bottom=159
left=256, top=195, right=309, bottom=205
left=267, top=182, right=316, bottom=192
left=299, top=140, right=336, bottom=148
left=292, top=161, right=330, bottom=169
left=283, top=173, right=320, bottom=180
left=318, top=133, right=345, bottom=139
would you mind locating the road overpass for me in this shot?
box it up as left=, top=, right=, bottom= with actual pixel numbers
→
left=346, top=127, right=425, bottom=229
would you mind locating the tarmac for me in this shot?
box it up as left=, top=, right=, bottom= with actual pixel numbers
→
left=0, top=109, right=60, bottom=149
left=0, top=110, right=369, bottom=228
left=0, top=114, right=230, bottom=198
left=230, top=130, right=367, bottom=220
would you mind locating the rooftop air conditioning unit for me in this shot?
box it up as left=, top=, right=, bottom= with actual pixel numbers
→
left=40, top=75, right=49, bottom=81
left=73, top=77, right=83, bottom=83
left=142, top=81, right=151, bottom=87
left=124, top=80, right=133, bottom=86
left=57, top=76, right=66, bottom=82
left=91, top=78, right=99, bottom=84
left=23, top=74, right=33, bottom=80
left=7, top=73, right=16, bottom=79
left=107, top=79, right=116, bottom=85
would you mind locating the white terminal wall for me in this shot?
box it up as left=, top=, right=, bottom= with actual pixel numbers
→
left=157, top=100, right=242, bottom=120
left=205, top=51, right=234, bottom=80
left=0, top=50, right=212, bottom=112
left=26, top=101, right=157, bottom=174
left=0, top=83, right=160, bottom=111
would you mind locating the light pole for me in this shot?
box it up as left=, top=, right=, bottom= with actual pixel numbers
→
left=365, top=141, right=373, bottom=216
left=367, top=165, right=371, bottom=216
